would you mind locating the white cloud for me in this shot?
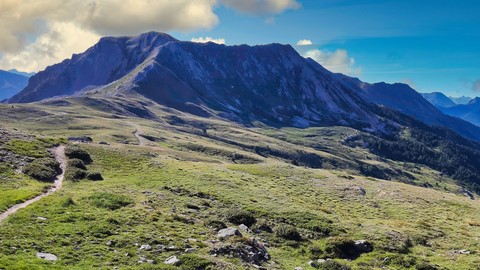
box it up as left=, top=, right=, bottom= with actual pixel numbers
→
left=0, top=22, right=100, bottom=72
left=0, top=0, right=300, bottom=72
left=296, top=39, right=312, bottom=46
left=221, top=0, right=300, bottom=15
left=191, top=37, right=226, bottom=44
left=304, top=49, right=362, bottom=76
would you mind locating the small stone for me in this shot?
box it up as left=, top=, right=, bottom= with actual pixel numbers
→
left=106, top=241, right=113, bottom=246
left=317, top=259, right=326, bottom=263
left=185, top=248, right=196, bottom=253
left=217, top=227, right=242, bottom=239
left=239, top=224, right=251, bottom=233
left=294, top=267, right=303, bottom=270
left=458, top=249, right=471, bottom=255
left=36, top=252, right=57, bottom=261
left=37, top=217, right=47, bottom=221
left=146, top=259, right=155, bottom=264
left=164, top=256, right=181, bottom=265
left=139, top=244, right=152, bottom=251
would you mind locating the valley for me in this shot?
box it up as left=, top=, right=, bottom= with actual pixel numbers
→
left=1, top=94, right=480, bottom=269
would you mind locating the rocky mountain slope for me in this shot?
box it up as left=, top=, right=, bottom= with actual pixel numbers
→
left=10, top=32, right=383, bottom=131
left=440, top=97, right=480, bottom=126
left=339, top=76, right=480, bottom=141
left=11, top=32, right=480, bottom=143
left=0, top=70, right=29, bottom=101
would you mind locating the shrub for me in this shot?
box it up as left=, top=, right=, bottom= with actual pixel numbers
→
left=65, top=167, right=87, bottom=181
left=205, top=218, right=227, bottom=230
left=65, top=146, right=92, bottom=163
left=416, top=262, right=438, bottom=270
left=179, top=254, right=214, bottom=270
left=225, top=209, right=256, bottom=227
left=61, top=196, right=76, bottom=207
left=324, top=237, right=358, bottom=259
left=87, top=192, right=133, bottom=210
left=86, top=171, right=103, bottom=181
left=316, top=260, right=351, bottom=270
left=67, top=158, right=86, bottom=170
left=274, top=224, right=302, bottom=241
left=252, top=219, right=273, bottom=233
left=23, top=158, right=60, bottom=181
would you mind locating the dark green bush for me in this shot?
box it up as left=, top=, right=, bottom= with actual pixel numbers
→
left=65, top=167, right=87, bottom=181
left=274, top=224, right=302, bottom=241
left=205, top=218, right=227, bottom=230
left=86, top=171, right=103, bottom=181
left=416, top=262, right=438, bottom=270
left=23, top=158, right=60, bottom=181
left=61, top=196, right=76, bottom=207
left=180, top=254, right=214, bottom=270
left=87, top=192, right=133, bottom=210
left=225, top=209, right=256, bottom=227
left=316, top=260, right=351, bottom=270
left=67, top=158, right=86, bottom=170
left=324, top=237, right=358, bottom=259
left=65, top=146, right=92, bottom=163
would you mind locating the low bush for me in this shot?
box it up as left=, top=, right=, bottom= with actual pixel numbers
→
left=324, top=237, right=358, bottom=259
left=65, top=167, right=87, bottom=181
left=225, top=208, right=256, bottom=227
left=179, top=254, right=214, bottom=270
left=205, top=218, right=227, bottom=230
left=86, top=171, right=103, bottom=181
left=23, top=158, right=60, bottom=181
left=316, top=260, right=351, bottom=270
left=65, top=146, right=92, bottom=163
left=67, top=158, right=86, bottom=170
left=87, top=192, right=133, bottom=210
left=274, top=224, right=302, bottom=241
left=61, top=196, right=76, bottom=207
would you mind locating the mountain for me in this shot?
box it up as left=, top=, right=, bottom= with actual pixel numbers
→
left=7, top=69, right=35, bottom=77
left=9, top=32, right=383, bottom=130
left=421, top=92, right=456, bottom=108
left=0, top=69, right=29, bottom=101
left=338, top=76, right=480, bottom=141
left=449, top=95, right=472, bottom=105
left=440, top=97, right=480, bottom=126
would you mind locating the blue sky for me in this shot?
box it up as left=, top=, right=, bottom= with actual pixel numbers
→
left=0, top=0, right=478, bottom=97
left=175, top=0, right=480, bottom=97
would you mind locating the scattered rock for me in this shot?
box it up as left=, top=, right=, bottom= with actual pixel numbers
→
left=217, top=227, right=242, bottom=239
left=344, top=186, right=366, bottom=196
left=36, top=252, right=58, bottom=261
left=239, top=224, right=251, bottom=233
left=460, top=188, right=475, bottom=200
left=354, top=240, right=373, bottom=253
left=164, top=256, right=181, bottom=265
left=457, top=249, right=471, bottom=255
left=185, top=248, right=196, bottom=253
left=68, top=136, right=93, bottom=143
left=98, top=141, right=109, bottom=145
left=37, top=217, right=47, bottom=221
left=294, top=267, right=303, bottom=270
left=210, top=238, right=269, bottom=265
left=139, top=244, right=152, bottom=251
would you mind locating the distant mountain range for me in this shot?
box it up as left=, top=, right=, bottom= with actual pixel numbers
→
left=0, top=69, right=29, bottom=101
left=8, top=32, right=480, bottom=141
left=421, top=92, right=480, bottom=127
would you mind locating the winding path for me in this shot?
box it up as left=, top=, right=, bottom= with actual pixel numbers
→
left=128, top=122, right=146, bottom=146
left=0, top=146, right=66, bottom=223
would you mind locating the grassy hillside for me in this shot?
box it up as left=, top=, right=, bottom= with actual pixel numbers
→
left=0, top=96, right=479, bottom=269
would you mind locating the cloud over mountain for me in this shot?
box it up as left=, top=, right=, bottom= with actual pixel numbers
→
left=0, top=0, right=298, bottom=72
